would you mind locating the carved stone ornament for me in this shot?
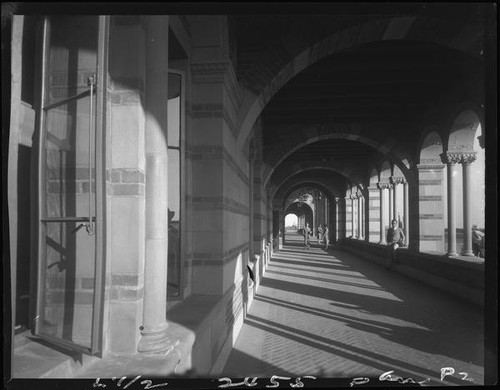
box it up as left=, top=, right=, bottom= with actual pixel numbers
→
left=461, top=152, right=477, bottom=164
left=441, top=152, right=463, bottom=165
left=377, top=181, right=391, bottom=190
left=390, top=176, right=405, bottom=185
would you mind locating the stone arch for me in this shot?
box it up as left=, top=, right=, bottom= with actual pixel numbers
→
left=270, top=166, right=353, bottom=200
left=237, top=16, right=481, bottom=150
left=285, top=201, right=314, bottom=242
left=442, top=107, right=485, bottom=257
left=263, top=133, right=413, bottom=188
left=418, top=128, right=444, bottom=165
left=380, top=160, right=392, bottom=182
left=447, top=109, right=483, bottom=152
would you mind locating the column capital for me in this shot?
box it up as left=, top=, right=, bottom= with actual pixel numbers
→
left=390, top=176, right=406, bottom=185
left=461, top=152, right=477, bottom=165
left=377, top=181, right=391, bottom=190
left=367, top=185, right=379, bottom=191
left=441, top=151, right=463, bottom=165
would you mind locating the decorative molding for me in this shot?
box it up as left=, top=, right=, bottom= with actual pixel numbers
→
left=440, top=151, right=463, bottom=165
left=417, top=164, right=445, bottom=170
left=440, top=151, right=477, bottom=165
left=461, top=152, right=477, bottom=165
left=390, top=176, right=405, bottom=185
left=377, top=181, right=392, bottom=190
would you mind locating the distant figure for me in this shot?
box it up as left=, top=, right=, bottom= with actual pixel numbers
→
left=323, top=224, right=330, bottom=250
left=386, top=219, right=405, bottom=270
left=317, top=225, right=323, bottom=244
left=303, top=223, right=311, bottom=250
left=472, top=225, right=485, bottom=258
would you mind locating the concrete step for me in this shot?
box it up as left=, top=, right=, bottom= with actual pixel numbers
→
left=12, top=335, right=99, bottom=378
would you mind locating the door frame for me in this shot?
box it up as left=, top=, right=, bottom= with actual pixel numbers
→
left=31, top=15, right=109, bottom=356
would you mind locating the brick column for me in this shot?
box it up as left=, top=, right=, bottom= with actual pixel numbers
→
left=417, top=164, right=445, bottom=252
left=344, top=196, right=351, bottom=238
left=442, top=152, right=462, bottom=257
left=367, top=185, right=380, bottom=242
left=461, top=152, right=477, bottom=256
left=138, top=16, right=171, bottom=353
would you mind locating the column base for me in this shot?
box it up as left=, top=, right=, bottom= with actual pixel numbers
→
left=461, top=250, right=475, bottom=257
left=137, top=327, right=172, bottom=354
left=446, top=251, right=458, bottom=258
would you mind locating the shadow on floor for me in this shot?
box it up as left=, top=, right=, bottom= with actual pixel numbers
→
left=245, top=314, right=469, bottom=386
left=262, top=246, right=484, bottom=367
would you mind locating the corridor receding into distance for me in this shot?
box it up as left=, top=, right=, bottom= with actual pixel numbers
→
left=223, top=231, right=483, bottom=385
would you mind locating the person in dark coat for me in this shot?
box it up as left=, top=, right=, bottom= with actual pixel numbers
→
left=386, top=219, right=405, bottom=269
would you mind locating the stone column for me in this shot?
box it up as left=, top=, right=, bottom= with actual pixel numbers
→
left=138, top=16, right=171, bottom=353
left=442, top=152, right=462, bottom=257
left=351, top=195, right=356, bottom=237
left=335, top=197, right=340, bottom=241
left=403, top=179, right=409, bottom=239
left=344, top=196, right=351, bottom=238
left=357, top=192, right=362, bottom=238
left=378, top=182, right=389, bottom=244
left=461, top=152, right=477, bottom=256
left=388, top=184, right=394, bottom=223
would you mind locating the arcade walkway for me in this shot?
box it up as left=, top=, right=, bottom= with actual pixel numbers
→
left=223, top=233, right=484, bottom=386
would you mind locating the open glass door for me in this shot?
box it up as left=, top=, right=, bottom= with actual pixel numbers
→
left=34, top=15, right=106, bottom=354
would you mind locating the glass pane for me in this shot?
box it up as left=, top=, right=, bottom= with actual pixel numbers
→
left=168, top=149, right=180, bottom=297
left=47, top=16, right=98, bottom=106
left=38, top=16, right=98, bottom=349
left=41, top=221, right=95, bottom=347
left=167, top=74, right=181, bottom=147
left=45, top=100, right=95, bottom=219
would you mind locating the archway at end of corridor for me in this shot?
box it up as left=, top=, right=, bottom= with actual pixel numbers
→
left=284, top=187, right=333, bottom=248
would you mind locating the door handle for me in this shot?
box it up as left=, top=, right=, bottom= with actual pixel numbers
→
left=72, top=221, right=94, bottom=235
left=87, top=74, right=96, bottom=236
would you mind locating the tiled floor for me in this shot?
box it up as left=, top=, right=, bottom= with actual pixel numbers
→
left=223, top=236, right=484, bottom=386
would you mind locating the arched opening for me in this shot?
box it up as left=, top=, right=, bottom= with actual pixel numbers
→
left=445, top=110, right=485, bottom=258
left=284, top=213, right=298, bottom=229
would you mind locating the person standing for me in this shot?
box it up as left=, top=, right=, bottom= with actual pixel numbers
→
left=386, top=219, right=405, bottom=270
left=303, top=223, right=311, bottom=250
left=323, top=224, right=330, bottom=251
left=317, top=225, right=323, bottom=244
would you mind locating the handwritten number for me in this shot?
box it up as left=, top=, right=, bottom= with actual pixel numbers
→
left=266, top=376, right=291, bottom=388
left=245, top=377, right=258, bottom=387
left=458, top=372, right=474, bottom=382
left=123, top=375, right=142, bottom=389
left=117, top=376, right=127, bottom=386
left=349, top=377, right=370, bottom=387
left=140, top=380, right=170, bottom=389
left=218, top=378, right=234, bottom=388
left=93, top=378, right=106, bottom=388
left=290, top=377, right=303, bottom=388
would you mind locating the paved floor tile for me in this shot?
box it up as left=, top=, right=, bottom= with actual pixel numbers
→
left=223, top=237, right=484, bottom=386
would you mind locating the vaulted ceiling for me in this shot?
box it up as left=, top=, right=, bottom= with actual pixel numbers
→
left=230, top=5, right=486, bottom=197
